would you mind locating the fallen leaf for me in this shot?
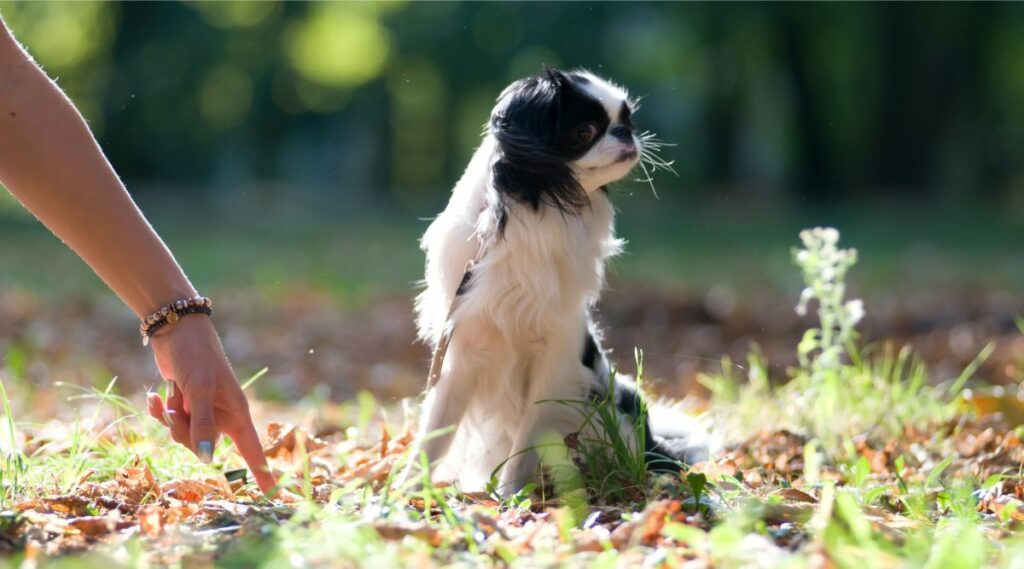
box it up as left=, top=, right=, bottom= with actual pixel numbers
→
left=17, top=496, right=93, bottom=517
left=373, top=521, right=442, bottom=546
left=774, top=488, right=817, bottom=503
left=263, top=422, right=327, bottom=459
left=137, top=505, right=163, bottom=538
left=115, top=466, right=159, bottom=505
left=68, top=514, right=118, bottom=538
left=988, top=496, right=1024, bottom=522
left=161, top=478, right=232, bottom=503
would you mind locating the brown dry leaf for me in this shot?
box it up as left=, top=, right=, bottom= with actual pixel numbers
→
left=463, top=492, right=499, bottom=507
left=956, top=428, right=997, bottom=458
left=273, top=488, right=303, bottom=504
left=373, top=521, right=442, bottom=547
left=17, top=496, right=93, bottom=517
left=393, top=429, right=415, bottom=449
left=18, top=510, right=69, bottom=537
left=380, top=423, right=391, bottom=459
left=470, top=510, right=508, bottom=539
left=228, top=478, right=246, bottom=494
left=640, top=511, right=667, bottom=546
left=137, top=505, right=164, bottom=538
left=68, top=515, right=118, bottom=538
left=609, top=517, right=641, bottom=549
left=263, top=422, right=327, bottom=459
left=162, top=502, right=201, bottom=525
left=966, top=394, right=1024, bottom=428
left=342, top=455, right=398, bottom=487
left=312, top=483, right=337, bottom=502
left=573, top=530, right=606, bottom=553
left=761, top=503, right=815, bottom=524
left=161, top=478, right=232, bottom=503
left=988, top=496, right=1024, bottom=522
left=115, top=466, right=159, bottom=505
left=774, top=488, right=818, bottom=503
left=745, top=470, right=764, bottom=489
left=605, top=502, right=671, bottom=549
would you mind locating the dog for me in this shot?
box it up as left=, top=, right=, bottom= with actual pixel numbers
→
left=409, top=69, right=707, bottom=497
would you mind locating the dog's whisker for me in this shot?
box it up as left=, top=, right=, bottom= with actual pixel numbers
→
left=643, top=157, right=676, bottom=174
left=639, top=146, right=667, bottom=159
left=636, top=156, right=660, bottom=199
left=638, top=149, right=678, bottom=177
left=637, top=131, right=676, bottom=145
left=639, top=144, right=676, bottom=168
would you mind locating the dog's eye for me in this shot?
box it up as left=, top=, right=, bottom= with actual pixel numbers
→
left=575, top=123, right=599, bottom=144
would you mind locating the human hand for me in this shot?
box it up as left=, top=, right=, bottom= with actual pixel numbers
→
left=144, top=315, right=276, bottom=494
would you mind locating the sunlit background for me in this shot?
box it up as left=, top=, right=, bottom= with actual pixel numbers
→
left=1, top=2, right=1022, bottom=406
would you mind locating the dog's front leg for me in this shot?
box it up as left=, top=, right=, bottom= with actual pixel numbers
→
left=495, top=355, right=581, bottom=498
left=494, top=419, right=541, bottom=498
left=401, top=360, right=472, bottom=487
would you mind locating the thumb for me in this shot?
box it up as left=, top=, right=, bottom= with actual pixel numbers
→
left=187, top=380, right=219, bottom=464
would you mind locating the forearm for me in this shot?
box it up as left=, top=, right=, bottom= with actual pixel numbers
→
left=0, top=22, right=194, bottom=318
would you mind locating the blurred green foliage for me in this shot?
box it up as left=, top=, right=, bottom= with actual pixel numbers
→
left=1, top=1, right=1024, bottom=212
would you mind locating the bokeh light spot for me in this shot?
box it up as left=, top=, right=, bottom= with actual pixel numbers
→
left=199, top=64, right=253, bottom=130
left=188, top=0, right=279, bottom=29
left=284, top=5, right=391, bottom=89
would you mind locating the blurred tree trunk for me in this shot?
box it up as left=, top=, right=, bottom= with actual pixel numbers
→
left=781, top=10, right=831, bottom=201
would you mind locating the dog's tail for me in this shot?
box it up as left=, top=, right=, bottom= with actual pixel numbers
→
left=644, top=402, right=710, bottom=471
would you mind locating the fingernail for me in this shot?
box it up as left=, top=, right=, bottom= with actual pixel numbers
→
left=198, top=440, right=214, bottom=464
left=163, top=411, right=174, bottom=426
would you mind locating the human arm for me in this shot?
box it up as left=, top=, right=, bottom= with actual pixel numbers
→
left=0, top=19, right=275, bottom=493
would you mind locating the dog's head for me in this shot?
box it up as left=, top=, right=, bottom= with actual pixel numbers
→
left=488, top=69, right=641, bottom=213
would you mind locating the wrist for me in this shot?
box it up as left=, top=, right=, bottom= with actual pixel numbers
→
left=130, top=274, right=197, bottom=320
left=150, top=308, right=215, bottom=341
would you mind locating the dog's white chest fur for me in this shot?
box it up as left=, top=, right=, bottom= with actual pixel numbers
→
left=417, top=136, right=622, bottom=343
left=414, top=136, right=622, bottom=489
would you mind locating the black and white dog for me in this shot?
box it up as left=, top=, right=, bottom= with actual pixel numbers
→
left=410, top=69, right=707, bottom=496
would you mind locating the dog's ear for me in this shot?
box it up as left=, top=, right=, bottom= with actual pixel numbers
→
left=489, top=70, right=588, bottom=214
left=491, top=134, right=585, bottom=214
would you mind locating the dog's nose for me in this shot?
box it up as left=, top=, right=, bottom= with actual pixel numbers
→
left=609, top=125, right=633, bottom=143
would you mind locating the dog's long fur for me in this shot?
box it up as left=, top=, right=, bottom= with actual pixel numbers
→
left=411, top=70, right=707, bottom=495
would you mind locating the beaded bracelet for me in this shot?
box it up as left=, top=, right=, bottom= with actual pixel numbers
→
left=140, top=296, right=213, bottom=346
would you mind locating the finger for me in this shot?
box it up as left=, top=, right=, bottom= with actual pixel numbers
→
left=187, top=379, right=219, bottom=464
left=167, top=384, right=192, bottom=447
left=168, top=379, right=184, bottom=410
left=225, top=404, right=277, bottom=495
left=146, top=392, right=163, bottom=423
left=146, top=392, right=171, bottom=427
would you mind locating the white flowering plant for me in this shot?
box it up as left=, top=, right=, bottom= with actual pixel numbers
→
left=703, top=227, right=990, bottom=445
left=793, top=227, right=864, bottom=376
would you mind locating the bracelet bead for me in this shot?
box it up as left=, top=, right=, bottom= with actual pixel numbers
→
left=140, top=295, right=213, bottom=346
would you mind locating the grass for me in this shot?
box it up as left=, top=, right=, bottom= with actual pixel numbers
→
left=521, top=354, right=654, bottom=509
left=1, top=226, right=1023, bottom=567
